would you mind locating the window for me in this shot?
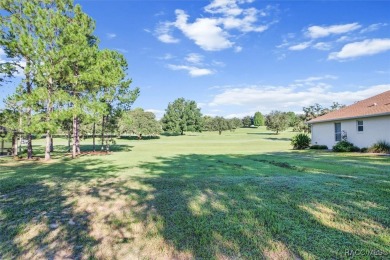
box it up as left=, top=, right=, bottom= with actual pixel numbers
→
left=335, top=123, right=341, bottom=141
left=357, top=120, right=363, bottom=132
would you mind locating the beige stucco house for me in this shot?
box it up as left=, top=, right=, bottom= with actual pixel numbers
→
left=308, top=90, right=390, bottom=149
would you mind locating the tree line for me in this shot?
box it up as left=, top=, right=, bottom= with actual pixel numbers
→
left=0, top=0, right=139, bottom=159
left=159, top=98, right=345, bottom=136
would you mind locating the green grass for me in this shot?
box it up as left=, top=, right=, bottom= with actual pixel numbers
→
left=0, top=127, right=389, bottom=259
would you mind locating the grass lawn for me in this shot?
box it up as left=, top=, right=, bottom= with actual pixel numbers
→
left=0, top=127, right=389, bottom=259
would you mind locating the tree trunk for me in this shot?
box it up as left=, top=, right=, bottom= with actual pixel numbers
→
left=18, top=115, right=22, bottom=153
left=26, top=67, right=33, bottom=159
left=45, top=78, right=53, bottom=161
left=67, top=129, right=71, bottom=152
left=72, top=115, right=77, bottom=158
left=44, top=130, right=51, bottom=161
left=76, top=117, right=80, bottom=154
left=27, top=133, right=33, bottom=159
left=101, top=115, right=105, bottom=150
left=50, top=136, right=54, bottom=152
left=92, top=122, right=96, bottom=152
left=219, top=130, right=222, bottom=135
left=12, top=133, right=18, bottom=157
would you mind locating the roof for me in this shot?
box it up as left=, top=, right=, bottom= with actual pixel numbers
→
left=308, top=90, right=390, bottom=124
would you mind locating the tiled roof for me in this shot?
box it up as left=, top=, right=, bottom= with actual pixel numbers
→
left=308, top=90, right=390, bottom=123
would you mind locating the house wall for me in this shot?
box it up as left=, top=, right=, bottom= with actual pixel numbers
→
left=311, top=115, right=390, bottom=148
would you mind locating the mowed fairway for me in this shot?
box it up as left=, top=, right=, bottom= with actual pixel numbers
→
left=0, top=127, right=389, bottom=259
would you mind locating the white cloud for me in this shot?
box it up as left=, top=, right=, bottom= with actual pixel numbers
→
left=360, top=23, right=387, bottom=34
left=155, top=22, right=180, bottom=44
left=234, top=46, right=243, bottom=53
left=159, top=53, right=174, bottom=60
left=208, top=84, right=390, bottom=114
left=312, top=42, right=332, bottom=51
left=205, top=0, right=245, bottom=16
left=306, top=23, right=361, bottom=39
left=114, top=48, right=128, bottom=53
left=106, top=33, right=117, bottom=39
left=212, top=60, right=226, bottom=67
left=155, top=1, right=277, bottom=51
left=0, top=48, right=5, bottom=56
left=185, top=53, right=204, bottom=64
left=329, top=38, right=390, bottom=60
left=225, top=111, right=256, bottom=119
left=168, top=64, right=214, bottom=77
left=295, top=75, right=338, bottom=83
left=288, top=41, right=311, bottom=51
left=174, top=10, right=233, bottom=51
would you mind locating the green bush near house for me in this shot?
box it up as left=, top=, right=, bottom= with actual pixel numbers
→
left=369, top=140, right=390, bottom=154
left=332, top=141, right=360, bottom=152
left=291, top=133, right=311, bottom=150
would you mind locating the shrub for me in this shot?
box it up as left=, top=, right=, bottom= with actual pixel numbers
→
left=332, top=141, right=360, bottom=152
left=310, top=145, right=328, bottom=150
left=360, top=147, right=368, bottom=153
left=291, top=133, right=311, bottom=150
left=369, top=140, right=390, bottom=154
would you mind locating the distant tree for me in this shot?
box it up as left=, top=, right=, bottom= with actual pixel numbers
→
left=211, top=116, right=229, bottom=135
left=162, top=98, right=202, bottom=135
left=228, top=117, right=243, bottom=131
left=303, top=102, right=345, bottom=133
left=242, top=116, right=252, bottom=127
left=0, top=108, right=19, bottom=156
left=119, top=108, right=160, bottom=138
left=292, top=114, right=307, bottom=132
left=202, top=116, right=214, bottom=131
left=253, top=112, right=264, bottom=126
left=265, top=111, right=289, bottom=134
left=303, top=103, right=325, bottom=122
left=285, top=111, right=298, bottom=127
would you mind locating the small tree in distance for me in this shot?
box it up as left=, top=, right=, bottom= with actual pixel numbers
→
left=212, top=116, right=229, bottom=135
left=228, top=117, right=243, bottom=131
left=161, top=98, right=202, bottom=135
left=265, top=111, right=289, bottom=134
left=242, top=116, right=252, bottom=127
left=253, top=112, right=264, bottom=127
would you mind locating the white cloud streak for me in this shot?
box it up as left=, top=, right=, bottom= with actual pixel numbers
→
left=288, top=41, right=311, bottom=51
left=106, top=33, right=117, bottom=39
left=329, top=38, right=390, bottom=60
left=306, top=23, right=361, bottom=39
left=360, top=23, right=388, bottom=34
left=208, top=84, right=390, bottom=114
left=185, top=53, right=204, bottom=64
left=167, top=64, right=214, bottom=77
left=155, top=22, right=180, bottom=44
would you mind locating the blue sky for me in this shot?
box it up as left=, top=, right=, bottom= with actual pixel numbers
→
left=2, top=0, right=390, bottom=118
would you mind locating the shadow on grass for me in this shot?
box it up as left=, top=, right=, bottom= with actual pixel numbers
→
left=119, top=136, right=160, bottom=141
left=0, top=158, right=126, bottom=259
left=264, top=137, right=292, bottom=141
left=17, top=144, right=134, bottom=159
left=130, top=152, right=390, bottom=259
left=1, top=152, right=389, bottom=259
left=247, top=132, right=276, bottom=136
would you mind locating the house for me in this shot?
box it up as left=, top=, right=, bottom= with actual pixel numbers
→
left=308, top=90, right=390, bottom=149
